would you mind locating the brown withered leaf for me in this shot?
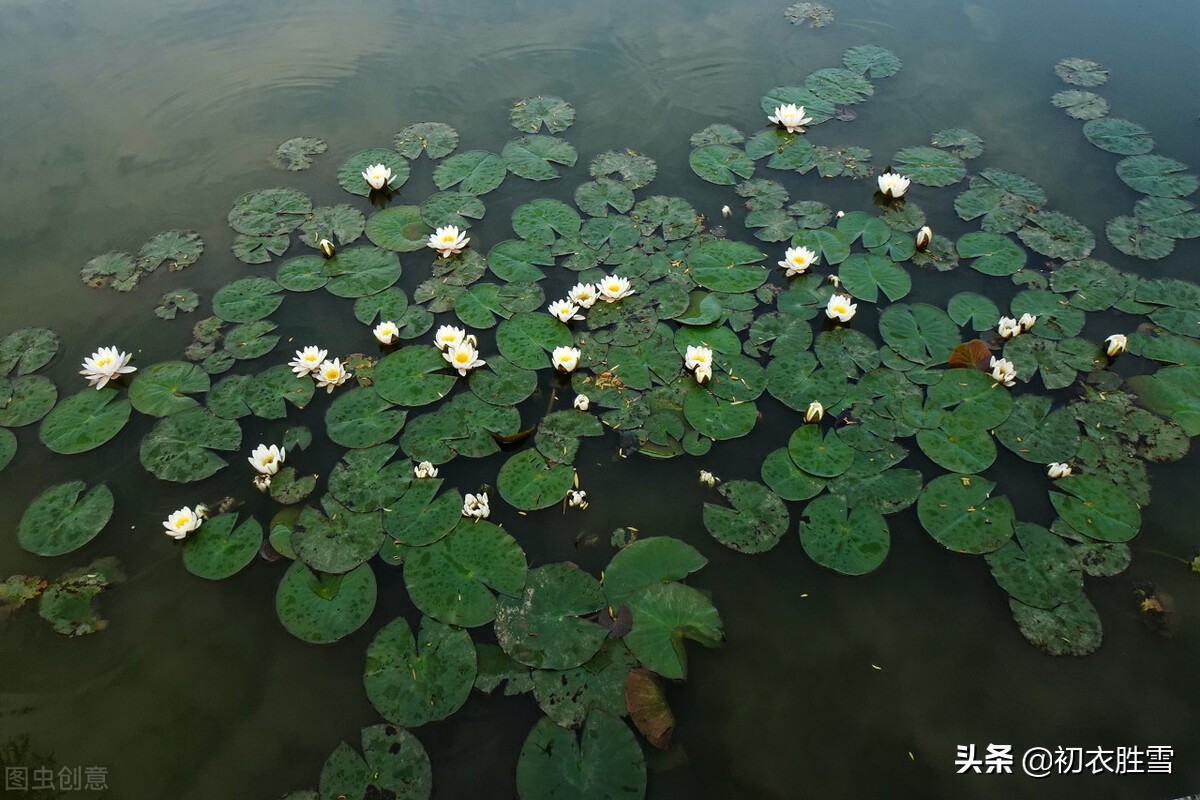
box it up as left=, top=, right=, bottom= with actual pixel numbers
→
left=625, top=667, right=674, bottom=749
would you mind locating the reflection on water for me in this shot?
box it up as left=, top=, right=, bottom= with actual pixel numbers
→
left=0, top=0, right=1198, bottom=797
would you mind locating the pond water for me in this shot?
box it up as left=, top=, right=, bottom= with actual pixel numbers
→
left=1, top=0, right=1198, bottom=798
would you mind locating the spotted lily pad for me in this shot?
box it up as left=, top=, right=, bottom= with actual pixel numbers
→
left=1010, top=595, right=1101, bottom=656
left=1048, top=475, right=1140, bottom=543
left=986, top=523, right=1083, bottom=609
left=623, top=581, right=723, bottom=680
left=1017, top=211, right=1095, bottom=260
left=325, top=387, right=406, bottom=449
left=39, top=388, right=131, bottom=455
left=1051, top=90, right=1108, bottom=121
left=1054, top=57, right=1108, bottom=87
left=291, top=498, right=384, bottom=574
left=394, top=121, right=459, bottom=159
left=689, top=144, right=755, bottom=186
left=182, top=512, right=263, bottom=580
left=511, top=95, right=576, bottom=133
left=364, top=615, right=476, bottom=727
left=516, top=712, right=646, bottom=800
left=842, top=45, right=901, bottom=78
left=497, top=449, right=575, bottom=511
left=139, top=409, right=241, bottom=482
left=797, top=492, right=889, bottom=575
left=337, top=148, right=409, bottom=196
left=891, top=147, right=966, bottom=187
left=38, top=557, right=124, bottom=636
left=503, top=135, right=578, bottom=181
left=702, top=480, right=789, bottom=554
left=374, top=346, right=457, bottom=407
left=1116, top=155, right=1198, bottom=199
left=18, top=481, right=113, bottom=556
left=318, top=725, right=431, bottom=800
left=271, top=136, right=327, bottom=171
left=495, top=564, right=608, bottom=670
left=917, top=474, right=1015, bottom=554
left=275, top=561, right=377, bottom=644
left=128, top=361, right=209, bottom=416
left=434, top=150, right=508, bottom=196
left=227, top=188, right=311, bottom=236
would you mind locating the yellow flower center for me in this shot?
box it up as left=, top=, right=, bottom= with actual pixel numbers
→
left=96, top=356, right=112, bottom=367
left=455, top=351, right=471, bottom=364
left=262, top=455, right=275, bottom=465
left=324, top=368, right=339, bottom=380
left=174, top=516, right=191, bottom=529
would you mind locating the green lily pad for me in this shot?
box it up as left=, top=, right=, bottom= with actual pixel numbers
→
left=382, top=478, right=462, bottom=546
left=212, top=277, right=284, bottom=323
left=135, top=230, right=203, bottom=274
left=233, top=234, right=289, bottom=265
left=760, top=447, right=826, bottom=501
left=1049, top=259, right=1127, bottom=311
left=1048, top=475, right=1140, bottom=543
left=930, top=128, right=984, bottom=159
left=365, top=206, right=434, bottom=253
left=364, top=615, right=476, bottom=727
left=38, top=557, right=125, bottom=636
left=81, top=251, right=139, bottom=290
left=39, top=388, right=131, bottom=454
left=805, top=67, right=873, bottom=105
left=590, top=150, right=658, bottom=190
left=324, top=246, right=401, bottom=298
left=421, top=191, right=486, bottom=230
left=0, top=375, right=57, bottom=427
left=469, top=357, right=538, bottom=406
left=496, top=313, right=573, bottom=370
left=1116, top=155, right=1198, bottom=198
left=797, top=492, right=889, bottom=576
left=291, top=498, right=384, bottom=574
left=503, top=135, right=578, bottom=181
left=532, top=640, right=638, bottom=729
left=318, top=725, right=431, bottom=800
left=244, top=365, right=314, bottom=419
left=1051, top=90, right=1108, bottom=120
left=227, top=188, right=311, bottom=236
left=995, top=395, right=1080, bottom=463
left=270, top=136, right=327, bottom=171
left=1010, top=289, right=1085, bottom=340
left=1017, top=210, right=1096, bottom=261
left=787, top=424, right=854, bottom=478
left=985, top=523, right=1083, bottom=609
left=394, top=121, right=459, bottom=159
left=337, top=148, right=409, bottom=196
left=683, top=385, right=757, bottom=440
left=128, top=361, right=209, bottom=416
left=139, top=408, right=241, bottom=482
left=401, top=392, right=520, bottom=463
left=155, top=288, right=201, bottom=319
left=630, top=196, right=699, bottom=240
left=602, top=537, right=708, bottom=607
left=511, top=95, right=576, bottom=133
left=784, top=2, right=833, bottom=27
left=838, top=253, right=910, bottom=302
left=792, top=226, right=851, bottom=265
left=535, top=410, right=604, bottom=463
left=702, top=480, right=789, bottom=554
left=917, top=416, right=997, bottom=473
left=1055, top=57, right=1107, bottom=86
left=918, top=474, right=1015, bottom=554
left=1010, top=595, right=1101, bottom=656
left=687, top=240, right=768, bottom=293
left=516, top=712, right=646, bottom=800
left=878, top=304, right=960, bottom=365
left=1106, top=216, right=1175, bottom=260
left=327, top=445, right=412, bottom=512
left=891, top=147, right=966, bottom=187
left=495, top=564, right=608, bottom=670
left=0, top=328, right=59, bottom=376
left=954, top=169, right=1046, bottom=233
left=0, top=428, right=14, bottom=472
left=956, top=232, right=1026, bottom=276
left=1134, top=197, right=1200, bottom=239
left=497, top=449, right=575, bottom=511
left=270, top=467, right=317, bottom=505
left=434, top=150, right=508, bottom=196
left=575, top=178, right=636, bottom=217
left=513, top=198, right=582, bottom=246
left=275, top=561, right=377, bottom=644
left=374, top=346, right=457, bottom=407
left=624, top=581, right=723, bottom=680
left=842, top=44, right=901, bottom=78
left=325, top=387, right=406, bottom=449
left=18, top=481, right=113, bottom=556
left=925, top=369, right=1013, bottom=428
left=182, top=513, right=263, bottom=580
left=298, top=204, right=365, bottom=248
left=403, top=519, right=527, bottom=627
left=1082, top=118, right=1154, bottom=155
left=689, top=144, right=754, bottom=186
left=947, top=292, right=1000, bottom=331
left=223, top=321, right=279, bottom=360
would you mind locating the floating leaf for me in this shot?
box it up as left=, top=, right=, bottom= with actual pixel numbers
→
left=687, top=240, right=768, bottom=293
left=797, top=493, right=889, bottom=576
left=39, top=388, right=131, bottom=455
left=787, top=425, right=854, bottom=478
left=1049, top=475, right=1140, bottom=543
left=394, top=121, right=459, bottom=159
left=918, top=474, right=1015, bottom=554
left=512, top=198, right=582, bottom=245
left=624, top=581, right=723, bottom=680
left=325, top=387, right=406, bottom=449
left=0, top=328, right=59, bottom=376
left=954, top=169, right=1046, bottom=233
left=244, top=364, right=314, bottom=419
left=702, top=480, right=789, bottom=554
left=532, top=639, right=637, bottom=729
left=838, top=253, right=910, bottom=302
left=337, top=148, right=409, bottom=196
left=1081, top=118, right=1154, bottom=155
left=497, top=449, right=575, bottom=511
left=1051, top=90, right=1108, bottom=120
left=271, top=136, right=327, bottom=171
left=995, top=395, right=1080, bottom=463
left=155, top=288, right=201, bottom=319
left=916, top=416, right=996, bottom=473
left=434, top=150, right=508, bottom=196
left=1017, top=211, right=1095, bottom=260
left=986, top=523, right=1083, bottom=609
left=1105, top=215, right=1174, bottom=260
left=129, top=361, right=209, bottom=417
left=18, top=481, right=113, bottom=556
left=575, top=178, right=635, bottom=216
left=318, top=725, right=431, bottom=800
left=590, top=150, right=658, bottom=190
left=891, top=146, right=966, bottom=187
left=374, top=346, right=457, bottom=407
left=182, top=513, right=263, bottom=580
left=1010, top=595, right=1101, bottom=656
left=324, top=246, right=401, bottom=298
left=1054, top=57, right=1108, bottom=87
left=805, top=68, right=873, bottom=105
left=0, top=375, right=56, bottom=428
left=784, top=2, right=833, bottom=27
left=495, top=564, right=608, bottom=670
left=930, top=127, right=984, bottom=159
left=212, top=277, right=283, bottom=323
left=227, top=188, right=311, bottom=236
left=291, top=498, right=384, bottom=574
left=511, top=95, right=576, bottom=133
left=602, top=537, right=708, bottom=607
left=496, top=313, right=572, bottom=370
left=38, top=557, right=124, bottom=636
left=503, top=135, right=578, bottom=181
left=137, top=230, right=204, bottom=273
left=842, top=45, right=901, bottom=78
left=364, top=614, right=476, bottom=727
left=516, top=712, right=646, bottom=800
left=276, top=561, right=376, bottom=644
left=139, top=408, right=241, bottom=482
left=689, top=144, right=754, bottom=185
left=955, top=232, right=1026, bottom=276
left=365, top=206, right=434, bottom=253
left=1116, top=155, right=1198, bottom=199
left=625, top=668, right=674, bottom=750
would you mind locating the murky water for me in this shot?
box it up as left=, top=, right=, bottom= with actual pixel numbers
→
left=1, top=0, right=1197, bottom=797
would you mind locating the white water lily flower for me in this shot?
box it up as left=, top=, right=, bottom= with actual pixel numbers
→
left=445, top=340, right=486, bottom=376
left=805, top=401, right=825, bottom=424
left=698, top=470, right=719, bottom=488
left=915, top=226, right=932, bottom=251
left=427, top=225, right=469, bottom=258
left=80, top=346, right=137, bottom=389
left=373, top=321, right=399, bottom=345
left=825, top=293, right=858, bottom=322
left=721, top=205, right=732, bottom=218
left=248, top=443, right=285, bottom=476
left=548, top=299, right=584, bottom=323
left=552, top=346, right=581, bottom=373
left=767, top=103, right=813, bottom=134
left=568, top=282, right=600, bottom=309
left=997, top=316, right=1021, bottom=339
left=163, top=507, right=202, bottom=540
left=567, top=489, right=588, bottom=509
left=1104, top=333, right=1128, bottom=357
left=1047, top=462, right=1073, bottom=480
left=598, top=275, right=634, bottom=302
left=318, top=238, right=336, bottom=259
left=778, top=246, right=818, bottom=278
left=989, top=356, right=1017, bottom=388
left=877, top=172, right=911, bottom=199
left=462, top=492, right=490, bottom=520
left=574, top=394, right=590, bottom=411
left=684, top=345, right=713, bottom=372
left=315, top=358, right=351, bottom=393
left=361, top=163, right=394, bottom=191
left=694, top=364, right=712, bottom=384
left=434, top=325, right=467, bottom=351
left=1018, top=313, right=1037, bottom=332
left=414, top=461, right=439, bottom=479
left=289, top=346, right=327, bottom=377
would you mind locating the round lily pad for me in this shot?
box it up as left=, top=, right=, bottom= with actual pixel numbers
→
left=227, top=188, right=311, bottom=236
left=374, top=346, right=457, bottom=408
left=891, top=146, right=966, bottom=187
left=496, top=313, right=572, bottom=370
left=275, top=561, right=377, bottom=644
left=787, top=425, right=854, bottom=478
left=291, top=499, right=384, bottom=574
left=532, top=639, right=637, bottom=729
left=1010, top=595, right=1102, bottom=656
left=985, top=523, right=1083, bottom=609
left=128, top=361, right=210, bottom=417
left=434, top=150, right=507, bottom=196
left=689, top=144, right=755, bottom=186
left=516, top=712, right=645, bottom=800
left=0, top=428, right=14, bottom=472
left=602, top=536, right=708, bottom=608
left=394, top=121, right=459, bottom=159
left=270, top=136, right=326, bottom=171
left=1051, top=90, right=1108, bottom=121
left=363, top=615, right=476, bottom=727
left=760, top=447, right=826, bottom=501
left=0, top=327, right=60, bottom=376
left=325, top=387, right=406, bottom=449
left=1054, top=57, right=1108, bottom=87
left=18, top=481, right=113, bottom=556
left=382, top=479, right=462, bottom=546
left=995, top=395, right=1080, bottom=463
left=917, top=474, right=1015, bottom=554
left=503, top=135, right=578, bottom=181
left=497, top=449, right=575, bottom=511
left=212, top=277, right=284, bottom=323
left=702, top=480, right=789, bottom=554
left=511, top=95, right=576, bottom=133
left=0, top=375, right=57, bottom=427
left=365, top=206, right=434, bottom=253
left=324, top=246, right=401, bottom=298
left=182, top=513, right=263, bottom=580
left=403, top=519, right=528, bottom=627
left=1048, top=475, right=1140, bottom=543
left=687, top=240, right=768, bottom=293
left=338, top=149, right=409, bottom=196
left=916, top=417, right=997, bottom=473
left=842, top=44, right=901, bottom=78
left=1082, top=118, right=1154, bottom=155
left=39, top=388, right=131, bottom=454
left=798, top=492, right=889, bottom=576
left=318, top=725, right=432, bottom=800
left=623, top=581, right=723, bottom=680
left=1116, top=155, right=1198, bottom=199
left=683, top=386, right=757, bottom=441
left=298, top=204, right=365, bottom=248
left=495, top=564, right=608, bottom=670
left=139, top=408, right=241, bottom=482
left=956, top=232, right=1026, bottom=276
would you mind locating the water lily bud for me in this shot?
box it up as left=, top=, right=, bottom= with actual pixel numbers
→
left=997, top=317, right=1021, bottom=339
left=319, top=239, right=336, bottom=258
left=567, top=489, right=588, bottom=509
left=1105, top=333, right=1128, bottom=357
left=915, top=226, right=932, bottom=251
left=698, top=470, right=719, bottom=488
left=721, top=205, right=732, bottom=218
left=253, top=474, right=272, bottom=493
left=836, top=210, right=845, bottom=218
left=805, top=401, right=824, bottom=423
left=1047, top=462, right=1072, bottom=480
left=573, top=394, right=590, bottom=411
left=1018, top=313, right=1037, bottom=332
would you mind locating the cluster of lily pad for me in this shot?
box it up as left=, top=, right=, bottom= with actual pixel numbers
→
left=1, top=42, right=1198, bottom=798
